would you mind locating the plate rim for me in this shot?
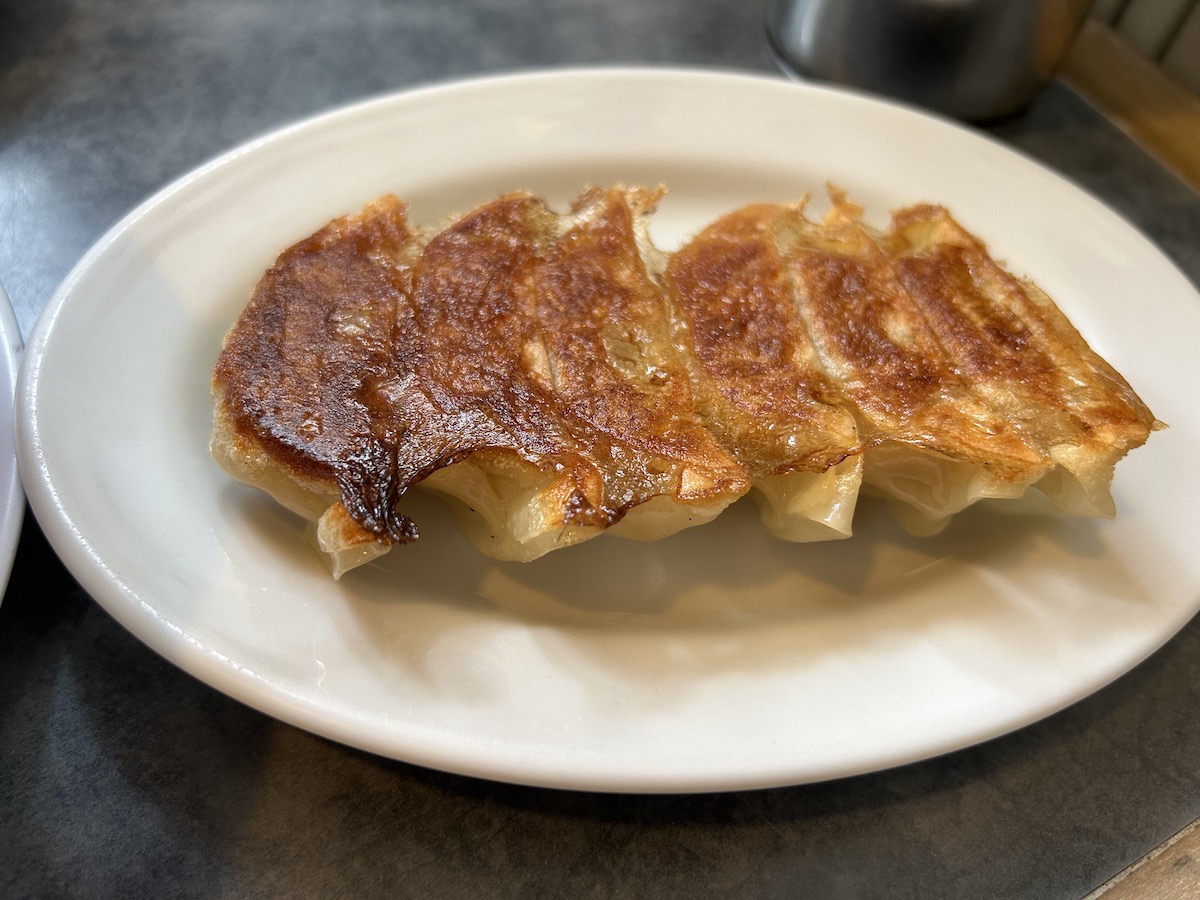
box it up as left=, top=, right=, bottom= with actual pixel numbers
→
left=0, top=281, right=24, bottom=603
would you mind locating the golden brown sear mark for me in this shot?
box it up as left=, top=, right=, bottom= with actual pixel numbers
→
left=213, top=195, right=421, bottom=544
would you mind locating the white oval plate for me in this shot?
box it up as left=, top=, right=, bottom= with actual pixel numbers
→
left=16, top=68, right=1200, bottom=792
left=0, top=281, right=24, bottom=602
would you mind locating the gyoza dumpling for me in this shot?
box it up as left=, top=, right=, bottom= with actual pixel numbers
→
left=883, top=201, right=1163, bottom=520
left=415, top=184, right=750, bottom=560
left=211, top=195, right=426, bottom=577
left=777, top=192, right=1055, bottom=534
left=665, top=201, right=863, bottom=541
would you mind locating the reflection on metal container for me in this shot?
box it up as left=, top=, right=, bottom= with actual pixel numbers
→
left=765, top=0, right=1094, bottom=121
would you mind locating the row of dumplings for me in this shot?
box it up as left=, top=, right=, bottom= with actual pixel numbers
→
left=212, top=185, right=1161, bottom=576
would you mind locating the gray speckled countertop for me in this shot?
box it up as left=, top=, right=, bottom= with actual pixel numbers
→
left=2, top=2, right=1199, bottom=898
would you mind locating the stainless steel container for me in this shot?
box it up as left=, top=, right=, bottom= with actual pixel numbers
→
left=765, top=0, right=1094, bottom=121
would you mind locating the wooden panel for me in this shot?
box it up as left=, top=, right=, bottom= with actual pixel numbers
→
left=1085, top=817, right=1200, bottom=899
left=1061, top=20, right=1200, bottom=191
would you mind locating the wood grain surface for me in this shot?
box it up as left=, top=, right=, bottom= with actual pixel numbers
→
left=1062, top=20, right=1200, bottom=193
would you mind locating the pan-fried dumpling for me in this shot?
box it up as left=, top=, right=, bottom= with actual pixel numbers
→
left=666, top=201, right=862, bottom=541
left=211, top=195, right=424, bottom=576
left=883, top=201, right=1163, bottom=521
left=777, top=192, right=1056, bottom=534
left=413, top=185, right=750, bottom=561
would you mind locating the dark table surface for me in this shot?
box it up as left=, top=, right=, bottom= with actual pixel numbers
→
left=3, top=2, right=1200, bottom=898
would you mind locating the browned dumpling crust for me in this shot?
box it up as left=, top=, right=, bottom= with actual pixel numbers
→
left=882, top=202, right=1162, bottom=517
left=665, top=202, right=863, bottom=541
left=405, top=186, right=750, bottom=559
left=666, top=202, right=860, bottom=481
